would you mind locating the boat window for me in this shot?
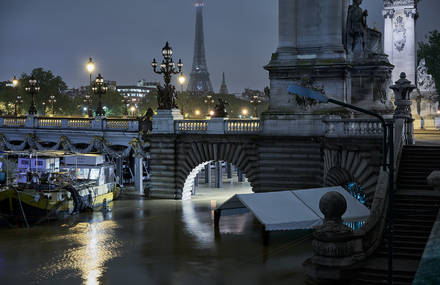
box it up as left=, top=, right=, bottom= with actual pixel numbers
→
left=90, top=168, right=100, bottom=180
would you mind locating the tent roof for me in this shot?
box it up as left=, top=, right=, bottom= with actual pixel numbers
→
left=216, top=186, right=370, bottom=231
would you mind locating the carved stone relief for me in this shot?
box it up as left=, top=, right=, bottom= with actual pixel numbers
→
left=393, top=16, right=407, bottom=52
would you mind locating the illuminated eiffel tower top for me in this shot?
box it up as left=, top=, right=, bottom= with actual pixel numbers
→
left=187, top=0, right=213, bottom=95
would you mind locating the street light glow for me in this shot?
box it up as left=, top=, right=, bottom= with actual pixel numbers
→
left=241, top=108, right=248, bottom=116
left=195, top=109, right=201, bottom=116
left=87, top=57, right=95, bottom=73
left=12, top=76, right=18, bottom=87
left=209, top=110, right=214, bottom=116
left=178, top=74, right=186, bottom=85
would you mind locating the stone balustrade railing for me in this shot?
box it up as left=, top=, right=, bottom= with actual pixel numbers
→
left=324, top=117, right=384, bottom=137
left=174, top=119, right=261, bottom=135
left=0, top=116, right=139, bottom=132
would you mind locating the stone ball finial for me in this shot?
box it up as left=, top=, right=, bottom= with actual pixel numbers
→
left=319, top=191, right=347, bottom=223
left=400, top=72, right=406, bottom=79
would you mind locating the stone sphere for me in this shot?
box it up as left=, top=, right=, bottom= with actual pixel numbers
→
left=319, top=191, right=347, bottom=222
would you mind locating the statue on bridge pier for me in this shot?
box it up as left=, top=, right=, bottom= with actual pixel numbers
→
left=347, top=0, right=368, bottom=57
left=213, top=98, right=228, bottom=118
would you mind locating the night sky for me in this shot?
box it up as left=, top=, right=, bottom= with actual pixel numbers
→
left=1, top=0, right=439, bottom=94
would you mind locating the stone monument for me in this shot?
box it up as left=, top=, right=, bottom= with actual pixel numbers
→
left=264, top=0, right=393, bottom=136
left=412, top=59, right=440, bottom=129
left=383, top=0, right=417, bottom=85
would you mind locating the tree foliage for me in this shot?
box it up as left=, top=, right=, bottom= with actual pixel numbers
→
left=418, top=30, right=440, bottom=94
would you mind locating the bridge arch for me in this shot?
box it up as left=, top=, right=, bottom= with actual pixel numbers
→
left=175, top=140, right=258, bottom=200
left=323, top=147, right=379, bottom=205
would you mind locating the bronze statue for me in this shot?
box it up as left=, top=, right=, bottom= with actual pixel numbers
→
left=213, top=98, right=228, bottom=118
left=347, top=0, right=368, bottom=56
left=157, top=85, right=178, bottom=110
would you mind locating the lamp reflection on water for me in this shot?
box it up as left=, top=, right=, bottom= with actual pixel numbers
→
left=34, top=213, right=121, bottom=285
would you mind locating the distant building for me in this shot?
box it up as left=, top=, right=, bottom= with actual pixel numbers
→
left=65, top=87, right=88, bottom=98
left=116, top=83, right=159, bottom=105
left=241, top=88, right=267, bottom=102
left=218, top=72, right=229, bottom=94
left=104, top=80, right=117, bottom=91
left=136, top=79, right=159, bottom=88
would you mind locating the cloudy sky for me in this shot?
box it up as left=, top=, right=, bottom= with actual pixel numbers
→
left=1, top=0, right=439, bottom=93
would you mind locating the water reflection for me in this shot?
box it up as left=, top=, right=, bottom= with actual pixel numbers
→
left=34, top=214, right=121, bottom=284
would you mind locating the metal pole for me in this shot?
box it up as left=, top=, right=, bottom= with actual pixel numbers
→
left=387, top=122, right=394, bottom=285
left=326, top=98, right=392, bottom=284
left=328, top=98, right=387, bottom=171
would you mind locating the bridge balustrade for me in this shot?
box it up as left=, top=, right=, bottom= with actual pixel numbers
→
left=175, top=120, right=208, bottom=133
left=1, top=117, right=26, bottom=127
left=174, top=119, right=261, bottom=134
left=0, top=116, right=139, bottom=132
left=324, top=118, right=384, bottom=137
left=226, top=120, right=261, bottom=134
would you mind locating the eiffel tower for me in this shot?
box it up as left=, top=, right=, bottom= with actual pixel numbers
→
left=187, top=0, right=213, bottom=95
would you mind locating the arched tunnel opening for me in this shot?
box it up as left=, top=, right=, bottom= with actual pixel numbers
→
left=182, top=160, right=252, bottom=201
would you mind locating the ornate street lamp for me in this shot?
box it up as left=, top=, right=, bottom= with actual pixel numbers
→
left=151, top=42, right=183, bottom=109
left=85, top=57, right=95, bottom=117
left=49, top=95, right=56, bottom=116
left=25, top=75, right=40, bottom=115
left=92, top=73, right=108, bottom=116
left=121, top=95, right=129, bottom=116
left=11, top=76, right=19, bottom=116
left=250, top=94, right=262, bottom=117
left=15, top=95, right=23, bottom=116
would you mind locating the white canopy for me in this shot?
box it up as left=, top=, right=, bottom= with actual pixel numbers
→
left=216, top=186, right=370, bottom=231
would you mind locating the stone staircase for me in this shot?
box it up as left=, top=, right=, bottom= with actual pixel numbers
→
left=353, top=145, right=440, bottom=284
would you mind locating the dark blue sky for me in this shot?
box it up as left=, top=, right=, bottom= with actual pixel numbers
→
left=1, top=0, right=439, bottom=93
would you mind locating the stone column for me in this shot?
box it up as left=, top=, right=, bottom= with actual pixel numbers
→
left=226, top=163, right=232, bottom=179
left=116, top=157, right=123, bottom=186
left=194, top=173, right=199, bottom=187
left=319, top=0, right=345, bottom=55
left=215, top=161, right=223, bottom=189
left=204, top=163, right=211, bottom=184
left=237, top=169, right=244, bottom=183
left=134, top=155, right=143, bottom=194
left=278, top=0, right=297, bottom=51
left=383, top=8, right=395, bottom=67
left=404, top=8, right=417, bottom=85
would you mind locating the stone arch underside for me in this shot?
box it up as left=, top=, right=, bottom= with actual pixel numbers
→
left=323, top=147, right=380, bottom=205
left=0, top=133, right=145, bottom=159
left=176, top=141, right=258, bottom=200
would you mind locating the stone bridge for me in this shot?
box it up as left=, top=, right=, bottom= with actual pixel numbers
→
left=148, top=115, right=384, bottom=200
left=0, top=115, right=146, bottom=190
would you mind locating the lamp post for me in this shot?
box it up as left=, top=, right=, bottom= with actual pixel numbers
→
left=151, top=42, right=183, bottom=109
left=92, top=74, right=108, bottom=116
left=25, top=75, right=40, bottom=115
left=12, top=76, right=19, bottom=116
left=86, top=58, right=95, bottom=117
left=48, top=95, right=56, bottom=116
left=250, top=94, right=262, bottom=117
left=15, top=96, right=23, bottom=116
left=122, top=95, right=129, bottom=116
left=288, top=83, right=394, bottom=285
left=130, top=105, right=136, bottom=117
left=41, top=102, right=46, bottom=116
left=178, top=73, right=186, bottom=93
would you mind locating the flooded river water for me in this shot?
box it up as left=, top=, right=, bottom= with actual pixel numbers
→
left=0, top=183, right=312, bottom=285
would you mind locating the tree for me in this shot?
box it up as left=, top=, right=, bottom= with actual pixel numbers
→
left=418, top=30, right=440, bottom=95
